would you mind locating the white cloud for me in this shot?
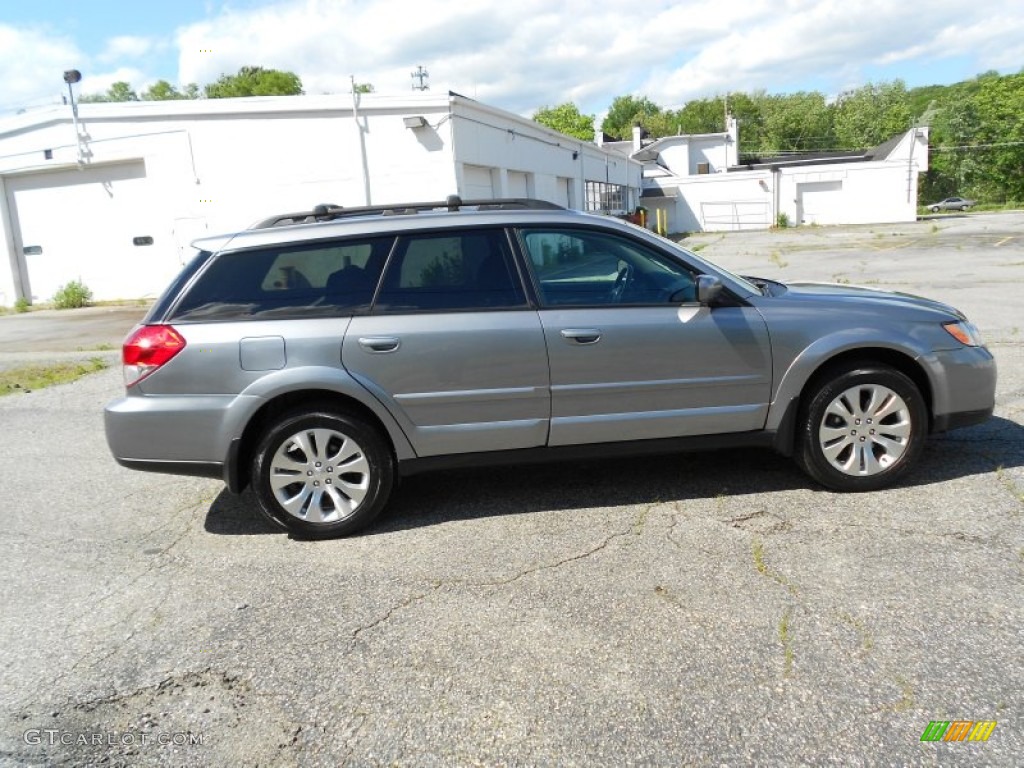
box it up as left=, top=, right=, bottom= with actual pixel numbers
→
left=171, top=0, right=1024, bottom=115
left=642, top=0, right=1024, bottom=104
left=97, top=35, right=155, bottom=63
left=4, top=1, right=1022, bottom=119
left=0, top=24, right=84, bottom=112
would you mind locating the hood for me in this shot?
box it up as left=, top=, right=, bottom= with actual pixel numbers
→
left=772, top=281, right=964, bottom=320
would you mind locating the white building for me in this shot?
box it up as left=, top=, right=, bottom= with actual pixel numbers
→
left=0, top=92, right=641, bottom=305
left=620, top=118, right=929, bottom=234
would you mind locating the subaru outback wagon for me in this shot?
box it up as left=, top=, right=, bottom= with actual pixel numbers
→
left=105, top=197, right=996, bottom=538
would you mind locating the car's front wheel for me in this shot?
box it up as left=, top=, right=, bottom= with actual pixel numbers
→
left=251, top=409, right=395, bottom=538
left=795, top=364, right=926, bottom=492
left=930, top=205, right=941, bottom=213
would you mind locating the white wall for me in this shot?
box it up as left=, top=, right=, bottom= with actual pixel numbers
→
left=0, top=95, right=464, bottom=301
left=0, top=94, right=641, bottom=303
left=451, top=99, right=640, bottom=212
left=647, top=172, right=772, bottom=233
left=644, top=127, right=928, bottom=233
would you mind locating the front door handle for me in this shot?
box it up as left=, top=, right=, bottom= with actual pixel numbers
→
left=358, top=336, right=400, bottom=353
left=560, top=328, right=602, bottom=345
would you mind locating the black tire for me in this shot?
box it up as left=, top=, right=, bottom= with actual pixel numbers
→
left=795, top=364, right=927, bottom=492
left=251, top=409, right=395, bottom=538
left=960, top=205, right=968, bottom=211
left=930, top=206, right=940, bottom=213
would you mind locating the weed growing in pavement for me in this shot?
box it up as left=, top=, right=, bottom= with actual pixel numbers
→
left=15, top=296, right=31, bottom=313
left=779, top=608, right=794, bottom=676
left=52, top=280, right=93, bottom=309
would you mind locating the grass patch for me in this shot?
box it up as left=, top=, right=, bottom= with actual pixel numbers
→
left=768, top=250, right=789, bottom=269
left=77, top=343, right=116, bottom=352
left=0, top=358, right=108, bottom=396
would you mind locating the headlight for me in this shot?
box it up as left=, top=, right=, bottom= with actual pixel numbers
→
left=942, top=320, right=984, bottom=347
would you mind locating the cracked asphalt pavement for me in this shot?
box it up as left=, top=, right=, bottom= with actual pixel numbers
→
left=0, top=213, right=1022, bottom=766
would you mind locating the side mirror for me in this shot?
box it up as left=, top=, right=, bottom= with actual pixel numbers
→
left=696, top=275, right=724, bottom=306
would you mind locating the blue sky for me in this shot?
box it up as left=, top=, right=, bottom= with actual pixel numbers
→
left=2, top=0, right=1022, bottom=119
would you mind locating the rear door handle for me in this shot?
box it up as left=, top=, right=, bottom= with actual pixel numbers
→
left=560, top=328, right=602, bottom=345
left=358, top=336, right=400, bottom=353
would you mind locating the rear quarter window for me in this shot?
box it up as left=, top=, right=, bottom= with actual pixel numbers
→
left=170, top=237, right=393, bottom=321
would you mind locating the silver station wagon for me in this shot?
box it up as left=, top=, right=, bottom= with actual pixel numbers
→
left=105, top=197, right=996, bottom=538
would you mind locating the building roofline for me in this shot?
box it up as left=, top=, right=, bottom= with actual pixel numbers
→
left=0, top=92, right=454, bottom=137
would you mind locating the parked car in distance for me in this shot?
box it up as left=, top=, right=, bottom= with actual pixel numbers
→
left=104, top=196, right=997, bottom=538
left=928, top=196, right=976, bottom=212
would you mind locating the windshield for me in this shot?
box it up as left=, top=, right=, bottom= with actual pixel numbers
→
left=641, top=228, right=764, bottom=295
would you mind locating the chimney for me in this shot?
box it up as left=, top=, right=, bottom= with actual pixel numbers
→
left=632, top=123, right=643, bottom=153
left=725, top=115, right=739, bottom=168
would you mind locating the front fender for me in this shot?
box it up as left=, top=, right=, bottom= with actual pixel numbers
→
left=765, top=329, right=930, bottom=431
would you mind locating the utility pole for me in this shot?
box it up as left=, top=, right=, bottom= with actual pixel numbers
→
left=411, top=65, right=429, bottom=91
left=351, top=75, right=371, bottom=205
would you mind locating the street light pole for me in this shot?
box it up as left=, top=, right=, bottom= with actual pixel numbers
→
left=63, top=69, right=83, bottom=163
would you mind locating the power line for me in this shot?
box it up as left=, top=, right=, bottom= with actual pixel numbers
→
left=929, top=141, right=1024, bottom=151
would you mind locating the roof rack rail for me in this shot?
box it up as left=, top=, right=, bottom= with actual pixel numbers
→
left=251, top=195, right=565, bottom=228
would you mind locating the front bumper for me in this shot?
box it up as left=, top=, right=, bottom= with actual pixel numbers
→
left=926, top=345, right=997, bottom=433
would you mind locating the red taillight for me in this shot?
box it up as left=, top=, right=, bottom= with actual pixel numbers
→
left=122, top=325, right=186, bottom=387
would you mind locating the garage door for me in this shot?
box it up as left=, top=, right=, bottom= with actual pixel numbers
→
left=507, top=171, right=529, bottom=198
left=462, top=165, right=494, bottom=200
left=796, top=180, right=843, bottom=226
left=5, top=162, right=179, bottom=302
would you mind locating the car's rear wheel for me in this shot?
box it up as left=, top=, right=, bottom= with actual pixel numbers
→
left=795, top=364, right=926, bottom=492
left=251, top=409, right=394, bottom=538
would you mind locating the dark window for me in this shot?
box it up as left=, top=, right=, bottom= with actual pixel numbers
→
left=584, top=181, right=626, bottom=213
left=520, top=228, right=696, bottom=307
left=170, top=237, right=393, bottom=321
left=374, top=229, right=526, bottom=312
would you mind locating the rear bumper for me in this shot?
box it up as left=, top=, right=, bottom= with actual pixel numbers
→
left=113, top=457, right=223, bottom=480
left=104, top=392, right=243, bottom=474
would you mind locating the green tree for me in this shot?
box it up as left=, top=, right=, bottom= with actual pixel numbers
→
left=353, top=82, right=374, bottom=94
left=533, top=102, right=596, bottom=141
left=204, top=66, right=303, bottom=98
left=140, top=80, right=196, bottom=100
left=832, top=80, right=912, bottom=149
left=968, top=72, right=1024, bottom=202
left=758, top=92, right=833, bottom=153
left=601, top=95, right=662, bottom=139
left=79, top=81, right=138, bottom=103
left=675, top=97, right=726, bottom=135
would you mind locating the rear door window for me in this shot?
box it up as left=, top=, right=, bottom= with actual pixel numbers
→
left=170, top=237, right=393, bottom=321
left=374, top=229, right=527, bottom=312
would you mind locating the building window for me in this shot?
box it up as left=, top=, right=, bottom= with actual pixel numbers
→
left=584, top=181, right=627, bottom=213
